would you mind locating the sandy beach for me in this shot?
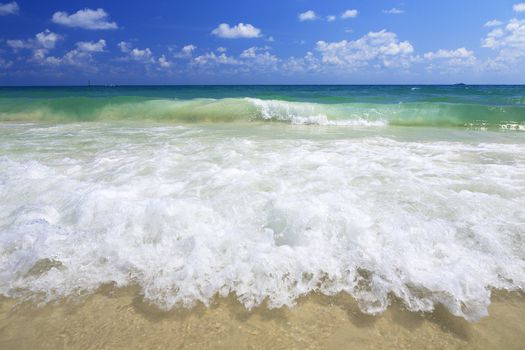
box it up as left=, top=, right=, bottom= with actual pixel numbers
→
left=1, top=288, right=524, bottom=349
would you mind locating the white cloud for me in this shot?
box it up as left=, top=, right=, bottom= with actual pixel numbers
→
left=422, top=48, right=476, bottom=71
left=158, top=55, right=172, bottom=68
left=118, top=41, right=132, bottom=53
left=216, top=47, right=227, bottom=53
left=316, top=30, right=413, bottom=69
left=383, top=8, right=404, bottom=15
left=241, top=48, right=278, bottom=66
left=482, top=28, right=505, bottom=49
left=341, top=9, right=358, bottom=19
left=484, top=19, right=502, bottom=27
left=282, top=52, right=320, bottom=73
left=52, top=8, right=118, bottom=30
left=240, top=47, right=259, bottom=58
left=7, top=29, right=62, bottom=61
left=266, top=36, right=275, bottom=42
left=43, top=40, right=106, bottom=68
left=76, top=39, right=106, bottom=53
left=299, top=10, right=318, bottom=21
left=182, top=44, right=196, bottom=56
left=35, top=30, right=62, bottom=49
left=119, top=45, right=171, bottom=70
left=482, top=18, right=525, bottom=67
left=482, top=19, right=525, bottom=50
left=193, top=46, right=278, bottom=72
left=0, top=1, right=18, bottom=15
left=211, top=23, right=261, bottom=39
left=194, top=52, right=240, bottom=65
left=130, top=47, right=154, bottom=63
left=172, top=44, right=197, bottom=58
left=240, top=46, right=273, bottom=58
left=423, top=48, right=474, bottom=60
left=513, top=3, right=525, bottom=12
left=326, top=15, right=336, bottom=22
left=47, top=51, right=91, bottom=67
left=6, top=39, right=32, bottom=50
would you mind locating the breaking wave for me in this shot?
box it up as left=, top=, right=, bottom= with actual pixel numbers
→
left=1, top=96, right=524, bottom=129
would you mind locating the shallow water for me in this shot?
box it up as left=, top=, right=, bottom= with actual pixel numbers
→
left=1, top=287, right=524, bottom=349
left=1, top=121, right=524, bottom=323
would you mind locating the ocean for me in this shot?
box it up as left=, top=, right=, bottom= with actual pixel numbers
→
left=0, top=85, right=524, bottom=339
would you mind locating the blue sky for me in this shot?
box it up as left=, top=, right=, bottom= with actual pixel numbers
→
left=1, top=0, right=525, bottom=84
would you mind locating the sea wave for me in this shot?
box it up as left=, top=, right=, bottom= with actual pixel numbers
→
left=1, top=96, right=524, bottom=129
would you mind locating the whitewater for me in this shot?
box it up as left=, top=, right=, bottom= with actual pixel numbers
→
left=0, top=85, right=524, bottom=322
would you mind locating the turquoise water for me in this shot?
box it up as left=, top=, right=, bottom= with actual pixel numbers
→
left=1, top=85, right=524, bottom=128
left=0, top=85, right=524, bottom=322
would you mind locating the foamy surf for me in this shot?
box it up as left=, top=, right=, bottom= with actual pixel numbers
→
left=1, top=122, right=524, bottom=322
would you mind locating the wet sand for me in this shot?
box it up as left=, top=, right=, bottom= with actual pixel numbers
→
left=0, top=287, right=524, bottom=349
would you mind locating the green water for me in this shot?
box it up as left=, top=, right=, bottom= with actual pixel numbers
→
left=0, top=85, right=524, bottom=129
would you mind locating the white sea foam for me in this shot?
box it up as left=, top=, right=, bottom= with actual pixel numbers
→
left=0, top=123, right=524, bottom=321
left=246, top=98, right=387, bottom=126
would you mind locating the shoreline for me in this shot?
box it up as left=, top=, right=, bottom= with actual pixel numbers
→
left=1, top=287, right=524, bottom=349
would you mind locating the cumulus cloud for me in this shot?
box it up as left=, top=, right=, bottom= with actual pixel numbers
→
left=6, top=39, right=32, bottom=50
left=130, top=47, right=154, bottom=63
left=118, top=41, right=132, bottom=53
left=326, top=15, right=336, bottom=22
left=35, top=30, right=62, bottom=49
left=211, top=23, right=261, bottom=39
left=316, top=30, right=413, bottom=69
left=0, top=1, right=18, bottom=15
left=422, top=48, right=476, bottom=71
left=173, top=44, right=197, bottom=58
left=298, top=10, right=318, bottom=21
left=482, top=18, right=525, bottom=68
left=7, top=29, right=62, bottom=61
left=240, top=46, right=268, bottom=58
left=282, top=52, right=320, bottom=73
left=383, top=8, right=404, bottom=15
left=484, top=19, right=502, bottom=27
left=194, top=52, right=240, bottom=65
left=193, top=46, right=278, bottom=72
left=52, top=8, right=118, bottom=30
left=181, top=44, right=196, bottom=56
left=238, top=46, right=277, bottom=65
left=41, top=39, right=106, bottom=68
left=158, top=55, right=172, bottom=68
left=76, top=39, right=106, bottom=53
left=423, top=47, right=474, bottom=60
left=118, top=45, right=171, bottom=70
left=341, top=9, right=358, bottom=19
left=482, top=19, right=525, bottom=50
left=513, top=3, right=525, bottom=12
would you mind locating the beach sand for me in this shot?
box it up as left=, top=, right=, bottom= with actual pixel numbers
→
left=0, top=287, right=524, bottom=349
